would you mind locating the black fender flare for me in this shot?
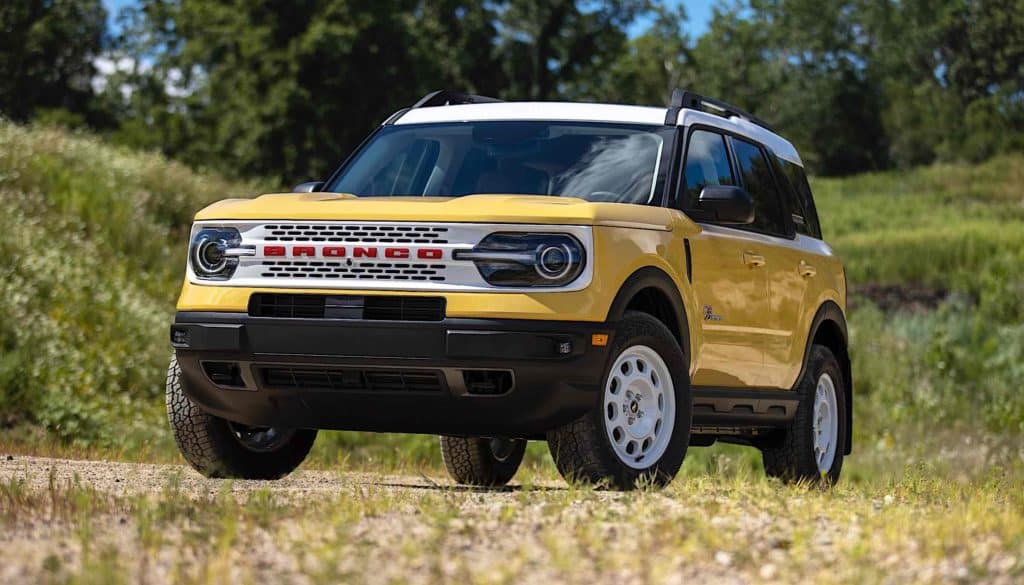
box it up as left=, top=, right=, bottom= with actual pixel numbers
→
left=795, top=300, right=853, bottom=454
left=605, top=266, right=691, bottom=361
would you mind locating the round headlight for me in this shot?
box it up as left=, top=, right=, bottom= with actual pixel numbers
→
left=194, top=236, right=227, bottom=273
left=454, top=233, right=585, bottom=287
left=189, top=227, right=243, bottom=280
left=536, top=243, right=573, bottom=280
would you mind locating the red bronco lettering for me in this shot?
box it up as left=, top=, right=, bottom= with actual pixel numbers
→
left=263, top=246, right=444, bottom=260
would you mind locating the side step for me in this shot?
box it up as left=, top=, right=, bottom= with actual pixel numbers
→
left=691, top=387, right=798, bottom=428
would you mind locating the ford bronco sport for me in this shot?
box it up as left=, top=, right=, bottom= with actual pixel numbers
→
left=166, top=89, right=851, bottom=489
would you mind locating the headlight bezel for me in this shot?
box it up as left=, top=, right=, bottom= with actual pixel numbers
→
left=454, top=232, right=587, bottom=288
left=188, top=227, right=246, bottom=281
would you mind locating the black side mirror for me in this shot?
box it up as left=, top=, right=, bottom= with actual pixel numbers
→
left=697, top=185, right=755, bottom=225
left=292, top=181, right=324, bottom=193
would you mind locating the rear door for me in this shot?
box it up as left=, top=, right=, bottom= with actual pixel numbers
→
left=680, top=129, right=772, bottom=388
left=728, top=137, right=809, bottom=389
left=760, top=154, right=833, bottom=389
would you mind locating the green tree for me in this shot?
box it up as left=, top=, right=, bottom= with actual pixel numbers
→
left=864, top=0, right=1024, bottom=165
left=688, top=0, right=888, bottom=175
left=121, top=0, right=471, bottom=181
left=495, top=0, right=652, bottom=100
left=591, top=5, right=695, bottom=106
left=0, top=0, right=107, bottom=123
left=109, top=0, right=654, bottom=182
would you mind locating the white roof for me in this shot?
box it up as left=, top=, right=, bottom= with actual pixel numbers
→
left=391, top=101, right=803, bottom=166
left=395, top=101, right=668, bottom=126
left=678, top=109, right=803, bottom=165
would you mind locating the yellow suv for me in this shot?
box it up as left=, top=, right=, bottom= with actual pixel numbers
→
left=166, top=90, right=851, bottom=489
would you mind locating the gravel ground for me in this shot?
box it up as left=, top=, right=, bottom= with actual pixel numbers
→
left=1, top=454, right=1021, bottom=584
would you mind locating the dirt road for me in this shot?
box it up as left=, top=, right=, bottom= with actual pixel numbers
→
left=1, top=454, right=1021, bottom=584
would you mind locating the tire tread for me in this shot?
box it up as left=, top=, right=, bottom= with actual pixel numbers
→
left=762, top=345, right=846, bottom=484
left=166, top=356, right=316, bottom=479
left=439, top=436, right=525, bottom=486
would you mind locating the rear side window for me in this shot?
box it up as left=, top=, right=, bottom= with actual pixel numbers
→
left=775, top=157, right=822, bottom=239
left=730, top=137, right=788, bottom=237
left=681, top=130, right=735, bottom=210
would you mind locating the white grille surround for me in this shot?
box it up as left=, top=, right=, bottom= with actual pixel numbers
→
left=187, top=221, right=594, bottom=292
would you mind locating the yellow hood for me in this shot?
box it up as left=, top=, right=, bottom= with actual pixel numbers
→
left=194, top=193, right=676, bottom=230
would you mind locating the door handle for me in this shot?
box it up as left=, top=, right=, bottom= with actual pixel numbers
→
left=799, top=261, right=817, bottom=277
left=743, top=252, right=766, bottom=268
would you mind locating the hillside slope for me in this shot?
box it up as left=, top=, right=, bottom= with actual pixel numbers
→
left=0, top=123, right=269, bottom=448
left=0, top=122, right=1021, bottom=463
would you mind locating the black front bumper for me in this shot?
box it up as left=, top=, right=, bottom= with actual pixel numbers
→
left=171, top=312, right=614, bottom=438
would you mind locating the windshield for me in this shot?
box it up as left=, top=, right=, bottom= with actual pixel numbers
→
left=326, top=122, right=672, bottom=204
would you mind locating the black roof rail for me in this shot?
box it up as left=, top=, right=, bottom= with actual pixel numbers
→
left=384, top=90, right=503, bottom=125
left=665, top=88, right=774, bottom=132
left=411, top=89, right=503, bottom=109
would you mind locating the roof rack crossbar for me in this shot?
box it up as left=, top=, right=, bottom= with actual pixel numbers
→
left=665, top=88, right=774, bottom=131
left=411, top=89, right=503, bottom=109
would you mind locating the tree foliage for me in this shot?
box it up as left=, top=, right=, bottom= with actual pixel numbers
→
left=0, top=0, right=106, bottom=124
left=1, top=0, right=1022, bottom=179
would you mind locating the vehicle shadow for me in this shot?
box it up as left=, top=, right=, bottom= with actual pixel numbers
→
left=365, top=479, right=567, bottom=493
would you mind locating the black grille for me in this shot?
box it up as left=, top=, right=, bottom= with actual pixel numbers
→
left=363, top=296, right=446, bottom=321
left=249, top=294, right=326, bottom=318
left=258, top=366, right=444, bottom=393
left=249, top=294, right=445, bottom=321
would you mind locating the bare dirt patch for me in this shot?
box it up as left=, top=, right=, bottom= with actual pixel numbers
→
left=849, top=283, right=955, bottom=312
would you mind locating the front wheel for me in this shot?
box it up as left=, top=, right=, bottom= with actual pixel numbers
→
left=166, top=356, right=317, bottom=479
left=546, top=311, right=691, bottom=490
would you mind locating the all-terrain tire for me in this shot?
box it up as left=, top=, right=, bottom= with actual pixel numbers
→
left=166, top=356, right=317, bottom=479
left=439, top=436, right=527, bottom=487
left=546, top=311, right=691, bottom=490
left=762, top=345, right=847, bottom=484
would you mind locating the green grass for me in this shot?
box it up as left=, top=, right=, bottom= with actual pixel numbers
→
left=0, top=120, right=1022, bottom=472
left=814, top=154, right=1024, bottom=295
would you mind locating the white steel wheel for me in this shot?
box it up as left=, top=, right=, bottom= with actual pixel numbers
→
left=603, top=345, right=676, bottom=469
left=812, top=373, right=839, bottom=473
left=761, top=344, right=847, bottom=484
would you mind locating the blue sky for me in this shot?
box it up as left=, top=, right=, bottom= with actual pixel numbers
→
left=103, top=0, right=713, bottom=38
left=630, top=1, right=713, bottom=38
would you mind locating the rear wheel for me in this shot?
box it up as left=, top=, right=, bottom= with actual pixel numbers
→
left=762, top=345, right=847, bottom=484
left=439, top=436, right=527, bottom=486
left=166, top=356, right=317, bottom=479
left=546, top=311, right=691, bottom=490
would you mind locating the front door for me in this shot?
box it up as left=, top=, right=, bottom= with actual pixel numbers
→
left=686, top=225, right=772, bottom=387
left=679, top=128, right=774, bottom=387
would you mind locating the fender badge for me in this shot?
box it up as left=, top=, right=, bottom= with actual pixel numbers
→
left=703, top=305, right=723, bottom=322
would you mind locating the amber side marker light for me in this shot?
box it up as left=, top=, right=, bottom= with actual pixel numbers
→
left=591, top=334, right=609, bottom=346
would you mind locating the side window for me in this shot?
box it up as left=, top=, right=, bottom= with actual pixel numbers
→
left=729, top=137, right=788, bottom=236
left=681, top=130, right=735, bottom=211
left=775, top=157, right=823, bottom=239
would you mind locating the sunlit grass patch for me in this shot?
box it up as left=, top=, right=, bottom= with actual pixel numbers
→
left=2, top=455, right=1022, bottom=583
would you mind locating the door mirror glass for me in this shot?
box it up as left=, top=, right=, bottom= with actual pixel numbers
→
left=698, top=185, right=755, bottom=225
left=292, top=181, right=323, bottom=193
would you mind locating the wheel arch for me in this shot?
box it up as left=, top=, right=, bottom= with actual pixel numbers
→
left=606, top=266, right=690, bottom=361
left=797, top=301, right=853, bottom=455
